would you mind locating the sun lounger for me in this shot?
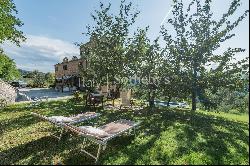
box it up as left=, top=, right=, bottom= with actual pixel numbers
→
left=31, top=112, right=101, bottom=139
left=61, top=119, right=140, bottom=163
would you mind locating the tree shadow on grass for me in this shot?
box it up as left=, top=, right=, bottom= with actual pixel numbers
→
left=97, top=108, right=177, bottom=165
left=170, top=110, right=249, bottom=165
left=62, top=135, right=136, bottom=165
left=0, top=114, right=38, bottom=135
left=33, top=100, right=85, bottom=116
left=94, top=108, right=249, bottom=165
left=0, top=134, right=98, bottom=165
left=0, top=102, right=248, bottom=165
left=0, top=100, right=86, bottom=135
left=0, top=136, right=59, bottom=165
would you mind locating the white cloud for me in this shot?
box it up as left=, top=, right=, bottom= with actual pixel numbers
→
left=2, top=35, right=79, bottom=72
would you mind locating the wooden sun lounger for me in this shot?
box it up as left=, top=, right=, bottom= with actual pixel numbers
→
left=61, top=119, right=140, bottom=163
left=31, top=112, right=101, bottom=139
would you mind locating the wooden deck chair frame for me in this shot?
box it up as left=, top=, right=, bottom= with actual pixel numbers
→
left=61, top=119, right=140, bottom=163
left=31, top=112, right=101, bottom=140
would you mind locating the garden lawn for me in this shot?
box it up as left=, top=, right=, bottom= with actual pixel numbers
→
left=0, top=100, right=249, bottom=165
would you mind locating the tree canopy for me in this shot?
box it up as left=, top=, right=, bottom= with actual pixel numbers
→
left=0, top=0, right=26, bottom=81
left=80, top=0, right=140, bottom=87
left=80, top=0, right=249, bottom=111
left=160, top=0, right=249, bottom=111
left=0, top=0, right=26, bottom=46
left=0, top=52, right=20, bottom=81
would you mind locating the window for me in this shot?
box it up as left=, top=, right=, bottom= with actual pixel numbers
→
left=63, top=57, right=68, bottom=63
left=55, top=66, right=58, bottom=72
left=63, top=65, right=67, bottom=70
left=72, top=56, right=78, bottom=60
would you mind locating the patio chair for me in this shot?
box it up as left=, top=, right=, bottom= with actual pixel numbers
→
left=119, top=89, right=132, bottom=109
left=100, top=85, right=108, bottom=97
left=119, top=90, right=145, bottom=111
left=61, top=119, right=140, bottom=163
left=86, top=92, right=104, bottom=108
left=31, top=112, right=101, bottom=140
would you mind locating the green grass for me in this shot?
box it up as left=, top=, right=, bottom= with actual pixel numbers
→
left=0, top=100, right=249, bottom=165
left=197, top=110, right=249, bottom=123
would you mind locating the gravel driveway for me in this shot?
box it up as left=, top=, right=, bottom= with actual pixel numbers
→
left=18, top=88, right=73, bottom=101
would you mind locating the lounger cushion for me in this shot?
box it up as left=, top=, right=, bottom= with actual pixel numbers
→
left=70, top=112, right=97, bottom=121
left=78, top=126, right=110, bottom=138
left=99, top=119, right=137, bottom=135
left=48, top=116, right=74, bottom=123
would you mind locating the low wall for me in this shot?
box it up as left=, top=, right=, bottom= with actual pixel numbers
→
left=0, top=80, right=17, bottom=104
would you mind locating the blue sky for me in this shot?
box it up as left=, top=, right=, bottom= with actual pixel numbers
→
left=2, top=0, right=249, bottom=72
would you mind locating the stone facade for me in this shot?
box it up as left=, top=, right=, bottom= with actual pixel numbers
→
left=55, top=56, right=86, bottom=78
left=79, top=35, right=96, bottom=57
left=0, top=79, right=17, bottom=105
left=54, top=56, right=87, bottom=92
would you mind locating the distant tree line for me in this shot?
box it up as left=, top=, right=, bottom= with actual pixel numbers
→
left=23, top=70, right=55, bottom=88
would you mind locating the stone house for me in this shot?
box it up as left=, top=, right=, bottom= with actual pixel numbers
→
left=54, top=56, right=87, bottom=92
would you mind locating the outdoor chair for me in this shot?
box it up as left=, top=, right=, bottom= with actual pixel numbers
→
left=61, top=119, right=140, bottom=163
left=31, top=112, right=101, bottom=140
left=119, top=90, right=145, bottom=111
left=100, top=85, right=108, bottom=97
left=86, top=92, right=104, bottom=108
left=119, top=89, right=132, bottom=109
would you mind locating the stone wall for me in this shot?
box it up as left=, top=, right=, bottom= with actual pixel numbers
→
left=0, top=79, right=17, bottom=104
left=55, top=58, right=86, bottom=78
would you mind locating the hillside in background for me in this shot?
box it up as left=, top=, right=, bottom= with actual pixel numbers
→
left=18, top=69, right=32, bottom=77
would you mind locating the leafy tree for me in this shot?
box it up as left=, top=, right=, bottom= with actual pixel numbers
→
left=203, top=87, right=249, bottom=113
left=45, top=72, right=55, bottom=86
left=79, top=0, right=139, bottom=88
left=26, top=71, right=55, bottom=88
left=126, top=28, right=162, bottom=108
left=0, top=0, right=25, bottom=82
left=161, top=0, right=249, bottom=111
left=0, top=0, right=26, bottom=46
left=158, top=54, right=190, bottom=106
left=0, top=52, right=20, bottom=81
left=27, top=70, right=46, bottom=88
left=201, top=67, right=249, bottom=112
left=157, top=34, right=191, bottom=106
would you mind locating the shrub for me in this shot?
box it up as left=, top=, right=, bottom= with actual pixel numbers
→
left=73, top=91, right=82, bottom=102
left=202, top=88, right=249, bottom=114
left=0, top=97, right=7, bottom=109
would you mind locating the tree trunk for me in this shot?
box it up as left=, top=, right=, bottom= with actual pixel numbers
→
left=167, top=96, right=172, bottom=106
left=191, top=90, right=196, bottom=111
left=148, top=88, right=155, bottom=108
left=151, top=90, right=155, bottom=108
left=192, top=64, right=198, bottom=112
left=148, top=90, right=153, bottom=108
